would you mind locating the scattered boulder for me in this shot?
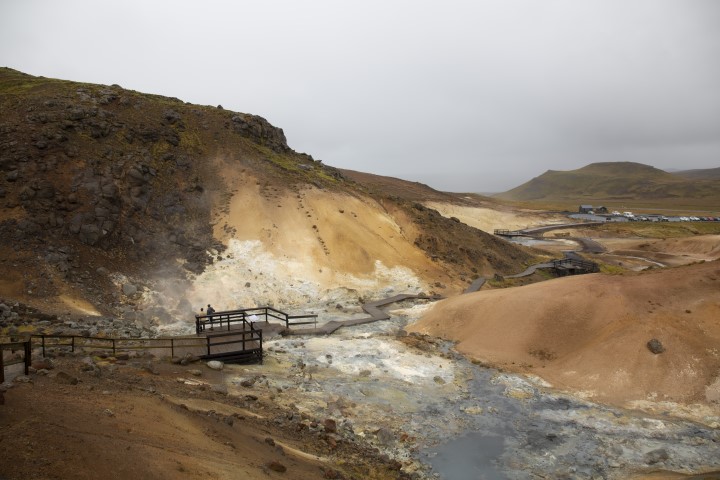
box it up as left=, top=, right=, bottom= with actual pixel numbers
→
left=647, top=339, right=665, bottom=354
left=55, top=371, right=79, bottom=385
left=375, top=427, right=395, bottom=446
left=141, top=362, right=159, bottom=375
left=211, top=384, right=228, bottom=395
left=238, top=376, right=258, bottom=388
left=323, top=418, right=337, bottom=433
left=180, top=353, right=200, bottom=366
left=644, top=448, right=669, bottom=465
left=31, top=358, right=54, bottom=371
left=206, top=360, right=224, bottom=371
left=122, top=283, right=138, bottom=296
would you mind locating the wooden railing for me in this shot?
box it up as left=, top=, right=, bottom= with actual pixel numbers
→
left=204, top=328, right=263, bottom=363
left=0, top=339, right=31, bottom=382
left=28, top=334, right=206, bottom=358
left=195, top=307, right=317, bottom=334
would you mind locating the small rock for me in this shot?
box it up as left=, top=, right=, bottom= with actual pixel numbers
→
left=647, top=339, right=665, bottom=354
left=265, top=437, right=276, bottom=446
left=206, top=360, right=224, bottom=371
left=211, top=384, right=228, bottom=395
left=141, top=362, right=159, bottom=375
left=188, top=369, right=202, bottom=376
left=323, top=418, right=337, bottom=433
left=122, top=283, right=137, bottom=296
left=433, top=376, right=446, bottom=385
left=180, top=353, right=200, bottom=365
left=55, top=371, right=79, bottom=385
left=375, top=427, right=395, bottom=446
left=644, top=448, right=669, bottom=465
left=31, top=358, right=54, bottom=371
left=239, top=377, right=256, bottom=388
left=103, top=408, right=115, bottom=417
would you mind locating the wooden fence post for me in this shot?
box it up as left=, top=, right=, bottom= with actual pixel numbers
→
left=42, top=336, right=46, bottom=357
left=170, top=338, right=174, bottom=358
left=24, top=341, right=31, bottom=375
left=0, top=347, right=5, bottom=383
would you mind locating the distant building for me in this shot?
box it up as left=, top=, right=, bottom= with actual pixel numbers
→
left=578, top=205, right=608, bottom=214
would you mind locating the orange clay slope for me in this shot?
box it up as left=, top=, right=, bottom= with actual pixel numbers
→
left=407, top=260, right=720, bottom=407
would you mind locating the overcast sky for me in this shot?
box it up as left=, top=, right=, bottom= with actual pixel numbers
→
left=1, top=1, right=719, bottom=192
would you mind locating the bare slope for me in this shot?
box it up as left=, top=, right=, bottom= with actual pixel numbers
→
left=495, top=161, right=720, bottom=207
left=0, top=357, right=404, bottom=480
left=0, top=67, right=535, bottom=321
left=408, top=260, right=720, bottom=407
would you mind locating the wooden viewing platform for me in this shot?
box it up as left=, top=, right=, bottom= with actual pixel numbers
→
left=192, top=306, right=319, bottom=363
left=0, top=308, right=309, bottom=371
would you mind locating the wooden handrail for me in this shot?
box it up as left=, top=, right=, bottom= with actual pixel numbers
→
left=0, top=339, right=31, bottom=381
left=195, top=306, right=317, bottom=333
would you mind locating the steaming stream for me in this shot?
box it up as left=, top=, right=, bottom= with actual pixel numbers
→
left=223, top=310, right=720, bottom=479
left=145, top=239, right=720, bottom=478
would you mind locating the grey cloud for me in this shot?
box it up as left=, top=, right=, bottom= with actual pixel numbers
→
left=1, top=0, right=718, bottom=192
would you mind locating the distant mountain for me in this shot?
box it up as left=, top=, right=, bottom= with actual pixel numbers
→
left=672, top=167, right=720, bottom=180
left=495, top=162, right=720, bottom=206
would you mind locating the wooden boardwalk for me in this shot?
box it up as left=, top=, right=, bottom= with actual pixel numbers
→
left=462, top=254, right=599, bottom=294
left=494, top=222, right=605, bottom=238
left=285, top=294, right=441, bottom=336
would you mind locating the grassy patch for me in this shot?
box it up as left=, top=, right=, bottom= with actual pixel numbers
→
left=599, top=263, right=626, bottom=275
left=598, top=222, right=720, bottom=239
left=179, top=129, right=203, bottom=151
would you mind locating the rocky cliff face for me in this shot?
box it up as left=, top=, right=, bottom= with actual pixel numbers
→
left=0, top=69, right=317, bottom=278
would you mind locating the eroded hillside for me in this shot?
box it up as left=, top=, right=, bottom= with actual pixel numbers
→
left=409, top=260, right=720, bottom=410
left=0, top=68, right=535, bottom=330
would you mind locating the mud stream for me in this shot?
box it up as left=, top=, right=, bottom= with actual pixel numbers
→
left=222, top=304, right=720, bottom=480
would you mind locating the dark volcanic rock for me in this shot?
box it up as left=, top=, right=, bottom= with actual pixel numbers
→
left=647, top=339, right=665, bottom=354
